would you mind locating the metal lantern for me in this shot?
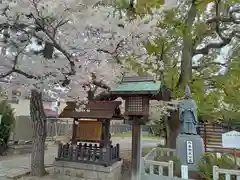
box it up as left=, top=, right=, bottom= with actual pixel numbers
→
left=110, top=76, right=171, bottom=180
left=111, top=76, right=161, bottom=119
left=125, top=96, right=149, bottom=116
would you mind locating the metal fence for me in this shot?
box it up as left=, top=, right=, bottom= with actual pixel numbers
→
left=47, top=120, right=72, bottom=137
left=11, top=117, right=151, bottom=142
left=46, top=121, right=151, bottom=138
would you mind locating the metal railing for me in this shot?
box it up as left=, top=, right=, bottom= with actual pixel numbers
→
left=47, top=122, right=151, bottom=138
left=56, top=143, right=121, bottom=167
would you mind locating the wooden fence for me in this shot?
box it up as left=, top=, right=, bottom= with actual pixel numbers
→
left=142, top=148, right=175, bottom=178
left=199, top=123, right=240, bottom=155
left=213, top=166, right=240, bottom=180
left=142, top=148, right=240, bottom=180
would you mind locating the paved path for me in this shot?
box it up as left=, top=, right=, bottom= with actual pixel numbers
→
left=0, top=138, right=162, bottom=179
left=0, top=145, right=57, bottom=179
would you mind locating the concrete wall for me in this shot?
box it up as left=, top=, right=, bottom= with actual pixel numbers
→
left=10, top=99, right=30, bottom=116
left=9, top=99, right=67, bottom=141
left=11, top=116, right=32, bottom=141
left=11, top=118, right=72, bottom=141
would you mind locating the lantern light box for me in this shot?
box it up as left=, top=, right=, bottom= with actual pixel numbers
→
left=111, top=76, right=162, bottom=118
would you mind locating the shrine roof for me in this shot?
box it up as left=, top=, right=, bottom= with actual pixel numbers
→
left=60, top=111, right=115, bottom=119
left=59, top=101, right=122, bottom=119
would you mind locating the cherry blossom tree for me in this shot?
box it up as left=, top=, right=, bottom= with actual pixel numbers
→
left=0, top=0, right=178, bottom=176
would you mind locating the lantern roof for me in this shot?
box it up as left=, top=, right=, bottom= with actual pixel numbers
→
left=111, top=76, right=161, bottom=95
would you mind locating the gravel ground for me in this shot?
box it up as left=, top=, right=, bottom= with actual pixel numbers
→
left=0, top=138, right=162, bottom=180
left=13, top=150, right=133, bottom=180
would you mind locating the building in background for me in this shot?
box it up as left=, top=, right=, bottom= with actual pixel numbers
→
left=6, top=89, right=61, bottom=142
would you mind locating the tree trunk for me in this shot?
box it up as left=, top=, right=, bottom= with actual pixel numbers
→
left=166, top=111, right=180, bottom=149
left=30, top=89, right=47, bottom=176
left=177, top=1, right=197, bottom=87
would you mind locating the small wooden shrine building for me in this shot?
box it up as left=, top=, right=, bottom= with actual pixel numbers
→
left=56, top=100, right=122, bottom=166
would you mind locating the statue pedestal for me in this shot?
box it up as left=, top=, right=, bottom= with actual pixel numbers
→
left=176, top=134, right=204, bottom=171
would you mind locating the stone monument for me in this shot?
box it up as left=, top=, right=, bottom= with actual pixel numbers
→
left=176, top=85, right=204, bottom=171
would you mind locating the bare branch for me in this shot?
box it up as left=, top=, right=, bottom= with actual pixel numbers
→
left=0, top=70, right=14, bottom=79
left=194, top=2, right=240, bottom=55
left=207, top=17, right=240, bottom=24
left=193, top=37, right=232, bottom=55
left=92, top=80, right=110, bottom=90
left=13, top=68, right=37, bottom=79
left=53, top=19, right=69, bottom=38
left=192, top=61, right=227, bottom=71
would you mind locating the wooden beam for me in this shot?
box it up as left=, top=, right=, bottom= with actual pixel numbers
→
left=72, top=118, right=78, bottom=144
left=104, top=119, right=111, bottom=147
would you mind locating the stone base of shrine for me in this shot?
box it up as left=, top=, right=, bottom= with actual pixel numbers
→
left=53, top=160, right=123, bottom=180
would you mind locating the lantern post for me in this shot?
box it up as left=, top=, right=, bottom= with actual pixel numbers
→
left=110, top=76, right=169, bottom=180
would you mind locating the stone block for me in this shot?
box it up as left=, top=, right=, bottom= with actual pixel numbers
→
left=98, top=172, right=108, bottom=180
left=53, top=166, right=64, bottom=176
left=83, top=170, right=98, bottom=179
left=64, top=169, right=71, bottom=176
left=75, top=171, right=84, bottom=178
left=176, top=134, right=204, bottom=171
left=53, top=160, right=123, bottom=180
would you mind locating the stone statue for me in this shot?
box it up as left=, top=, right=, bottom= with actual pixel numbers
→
left=179, top=85, right=198, bottom=135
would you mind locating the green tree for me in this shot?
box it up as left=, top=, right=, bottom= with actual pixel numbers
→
left=0, top=100, right=15, bottom=154
left=213, top=46, right=240, bottom=123
left=119, top=0, right=240, bottom=147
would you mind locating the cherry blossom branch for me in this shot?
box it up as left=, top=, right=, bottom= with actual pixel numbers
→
left=30, top=0, right=75, bottom=76
left=96, top=39, right=124, bottom=64
left=82, top=72, right=111, bottom=100
left=0, top=34, right=38, bottom=79
left=0, top=11, right=75, bottom=84
left=32, top=16, right=75, bottom=74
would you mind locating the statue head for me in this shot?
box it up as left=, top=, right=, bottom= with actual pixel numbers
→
left=185, top=85, right=192, bottom=99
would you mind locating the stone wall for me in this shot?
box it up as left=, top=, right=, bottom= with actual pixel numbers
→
left=53, top=160, right=123, bottom=180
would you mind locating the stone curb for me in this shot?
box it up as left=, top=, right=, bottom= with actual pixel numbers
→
left=6, top=169, right=30, bottom=179
left=5, top=166, right=53, bottom=179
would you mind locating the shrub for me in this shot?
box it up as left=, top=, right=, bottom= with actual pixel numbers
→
left=197, top=152, right=238, bottom=180
left=0, top=100, right=15, bottom=154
